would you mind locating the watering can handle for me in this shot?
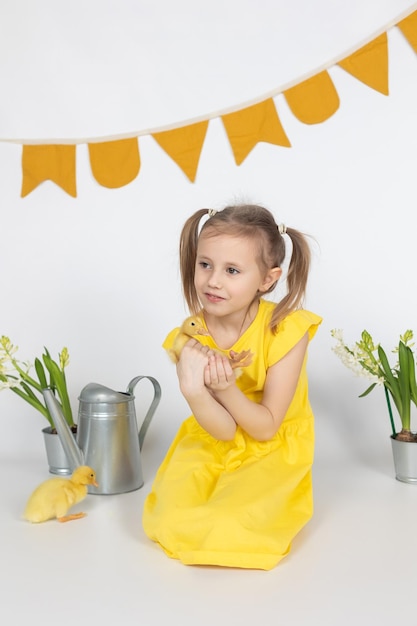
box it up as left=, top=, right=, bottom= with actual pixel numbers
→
left=127, top=376, right=161, bottom=450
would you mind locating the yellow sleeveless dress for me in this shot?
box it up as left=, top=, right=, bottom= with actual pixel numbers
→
left=143, top=300, right=322, bottom=570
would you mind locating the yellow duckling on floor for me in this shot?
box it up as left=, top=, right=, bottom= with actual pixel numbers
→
left=167, top=315, right=254, bottom=375
left=24, top=465, right=98, bottom=523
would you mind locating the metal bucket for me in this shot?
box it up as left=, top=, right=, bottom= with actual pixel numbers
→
left=391, top=436, right=417, bottom=484
left=42, top=426, right=72, bottom=475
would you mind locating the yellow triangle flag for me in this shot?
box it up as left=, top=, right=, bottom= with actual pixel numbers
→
left=88, top=138, right=140, bottom=188
left=284, top=71, right=339, bottom=124
left=152, top=121, right=208, bottom=182
left=338, top=33, right=389, bottom=95
left=397, top=10, right=417, bottom=54
left=221, top=99, right=290, bottom=165
left=21, top=144, right=76, bottom=197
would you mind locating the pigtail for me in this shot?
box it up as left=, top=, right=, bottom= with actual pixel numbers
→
left=179, top=208, right=209, bottom=315
left=270, top=227, right=311, bottom=332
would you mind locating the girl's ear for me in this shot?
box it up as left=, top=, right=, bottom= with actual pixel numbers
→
left=260, top=267, right=282, bottom=292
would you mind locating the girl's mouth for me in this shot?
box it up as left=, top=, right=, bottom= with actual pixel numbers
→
left=205, top=292, right=225, bottom=303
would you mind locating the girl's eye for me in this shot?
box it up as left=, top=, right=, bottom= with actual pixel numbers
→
left=227, top=267, right=239, bottom=275
left=199, top=261, right=210, bottom=269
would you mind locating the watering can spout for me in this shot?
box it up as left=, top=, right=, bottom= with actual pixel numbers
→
left=42, top=388, right=84, bottom=470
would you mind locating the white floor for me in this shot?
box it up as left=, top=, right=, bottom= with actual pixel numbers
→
left=2, top=418, right=416, bottom=626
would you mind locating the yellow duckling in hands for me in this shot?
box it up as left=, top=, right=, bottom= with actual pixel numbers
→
left=24, top=465, right=98, bottom=523
left=167, top=316, right=209, bottom=364
left=167, top=315, right=254, bottom=375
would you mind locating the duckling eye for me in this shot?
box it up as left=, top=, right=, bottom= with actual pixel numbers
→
left=191, top=322, right=196, bottom=326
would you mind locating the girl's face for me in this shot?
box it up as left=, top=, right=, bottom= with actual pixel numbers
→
left=194, top=233, right=281, bottom=319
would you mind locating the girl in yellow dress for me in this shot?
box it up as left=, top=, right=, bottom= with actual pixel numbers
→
left=143, top=204, right=322, bottom=570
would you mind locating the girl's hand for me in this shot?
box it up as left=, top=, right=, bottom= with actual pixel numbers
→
left=204, top=352, right=236, bottom=392
left=176, top=339, right=213, bottom=397
left=176, top=342, right=238, bottom=440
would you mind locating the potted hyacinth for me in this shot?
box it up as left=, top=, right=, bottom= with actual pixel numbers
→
left=331, top=328, right=417, bottom=483
left=0, top=336, right=75, bottom=474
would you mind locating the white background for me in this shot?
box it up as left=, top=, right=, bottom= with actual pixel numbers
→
left=1, top=2, right=417, bottom=624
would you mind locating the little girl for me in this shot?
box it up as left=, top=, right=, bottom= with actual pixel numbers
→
left=143, top=204, right=322, bottom=570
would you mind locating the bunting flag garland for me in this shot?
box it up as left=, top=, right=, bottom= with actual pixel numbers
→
left=21, top=144, right=77, bottom=198
left=221, top=99, right=291, bottom=165
left=151, top=121, right=209, bottom=182
left=13, top=8, right=417, bottom=197
left=337, top=33, right=389, bottom=95
left=397, top=10, right=417, bottom=52
left=88, top=138, right=140, bottom=188
left=283, top=71, right=340, bottom=125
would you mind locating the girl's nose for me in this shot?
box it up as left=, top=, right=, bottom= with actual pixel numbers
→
left=207, top=270, right=222, bottom=288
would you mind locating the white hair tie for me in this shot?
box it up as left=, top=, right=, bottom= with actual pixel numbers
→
left=278, top=223, right=287, bottom=235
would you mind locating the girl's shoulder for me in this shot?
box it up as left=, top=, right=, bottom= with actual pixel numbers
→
left=258, top=299, right=322, bottom=336
left=275, top=308, right=323, bottom=340
left=258, top=300, right=322, bottom=364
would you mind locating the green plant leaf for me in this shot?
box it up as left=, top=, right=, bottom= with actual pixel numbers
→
left=408, top=347, right=417, bottom=406
left=34, top=358, right=48, bottom=389
left=10, top=385, right=52, bottom=426
left=378, top=345, right=403, bottom=419
left=11, top=360, right=43, bottom=393
left=42, top=353, right=73, bottom=426
left=20, top=380, right=41, bottom=403
left=398, top=341, right=411, bottom=431
left=42, top=347, right=54, bottom=388
left=359, top=383, right=378, bottom=397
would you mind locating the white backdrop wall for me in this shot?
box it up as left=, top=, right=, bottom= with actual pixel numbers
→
left=1, top=0, right=417, bottom=481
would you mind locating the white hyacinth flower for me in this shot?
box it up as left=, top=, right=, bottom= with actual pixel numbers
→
left=330, top=328, right=383, bottom=384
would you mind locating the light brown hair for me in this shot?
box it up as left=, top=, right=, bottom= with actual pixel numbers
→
left=179, top=204, right=312, bottom=332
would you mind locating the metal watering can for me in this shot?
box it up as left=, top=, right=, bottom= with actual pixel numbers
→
left=42, top=376, right=161, bottom=495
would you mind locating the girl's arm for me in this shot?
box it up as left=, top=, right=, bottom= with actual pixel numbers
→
left=176, top=339, right=237, bottom=440
left=207, top=333, right=309, bottom=441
